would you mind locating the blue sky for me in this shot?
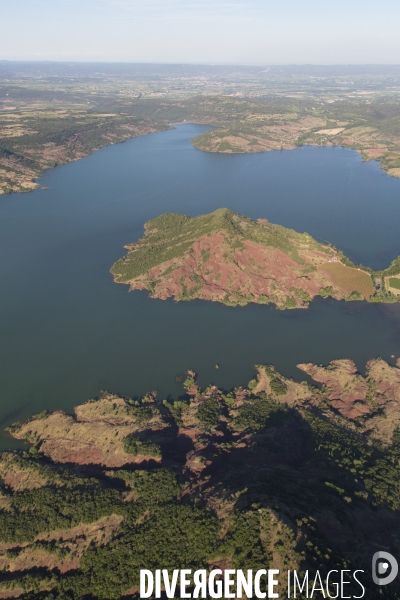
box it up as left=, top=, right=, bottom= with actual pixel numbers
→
left=2, top=0, right=400, bottom=64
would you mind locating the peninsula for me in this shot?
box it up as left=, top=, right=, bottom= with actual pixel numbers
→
left=2, top=358, right=400, bottom=597
left=111, top=208, right=393, bottom=309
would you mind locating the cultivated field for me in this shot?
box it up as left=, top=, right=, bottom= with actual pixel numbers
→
left=319, top=262, right=374, bottom=297
left=386, top=275, right=400, bottom=295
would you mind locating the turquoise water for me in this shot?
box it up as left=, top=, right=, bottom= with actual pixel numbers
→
left=1, top=124, right=400, bottom=448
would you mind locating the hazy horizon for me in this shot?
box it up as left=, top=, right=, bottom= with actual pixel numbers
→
left=3, top=0, right=400, bottom=65
left=2, top=60, right=400, bottom=66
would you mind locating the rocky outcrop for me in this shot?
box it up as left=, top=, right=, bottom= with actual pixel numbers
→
left=7, top=393, right=168, bottom=467
left=297, top=359, right=370, bottom=419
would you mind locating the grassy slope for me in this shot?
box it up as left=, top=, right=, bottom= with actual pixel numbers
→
left=111, top=208, right=324, bottom=282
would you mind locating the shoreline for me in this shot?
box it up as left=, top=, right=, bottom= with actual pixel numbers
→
left=3, top=119, right=399, bottom=197
left=0, top=121, right=169, bottom=196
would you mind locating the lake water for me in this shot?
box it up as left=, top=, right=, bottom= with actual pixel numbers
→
left=1, top=123, right=400, bottom=448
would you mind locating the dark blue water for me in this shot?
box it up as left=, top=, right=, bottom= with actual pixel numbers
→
left=1, top=124, right=400, bottom=448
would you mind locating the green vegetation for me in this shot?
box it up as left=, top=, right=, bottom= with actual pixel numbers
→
left=111, top=469, right=180, bottom=502
left=259, top=365, right=289, bottom=396
left=162, top=398, right=189, bottom=426
left=127, top=402, right=161, bottom=424
left=319, top=285, right=334, bottom=298
left=292, top=288, right=312, bottom=307
left=218, top=510, right=272, bottom=570
left=0, top=486, right=122, bottom=544
left=270, top=377, right=288, bottom=395
left=381, top=256, right=400, bottom=277
left=346, top=290, right=363, bottom=301
left=122, top=436, right=161, bottom=458
left=233, top=398, right=286, bottom=431
left=196, top=397, right=221, bottom=430
left=283, top=295, right=297, bottom=309
left=389, top=277, right=400, bottom=290
left=56, top=504, right=220, bottom=599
